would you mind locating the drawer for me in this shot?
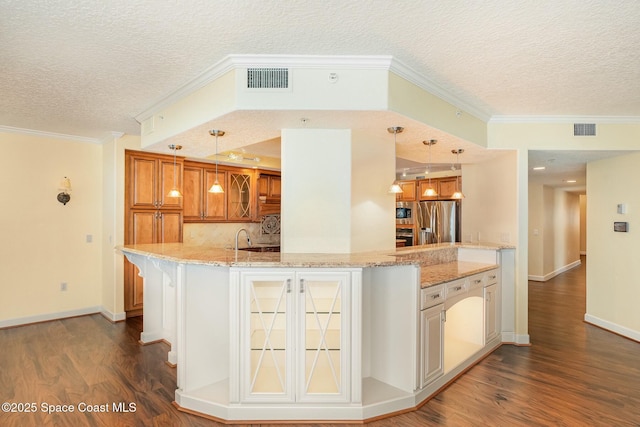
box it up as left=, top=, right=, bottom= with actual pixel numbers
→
left=421, top=284, right=445, bottom=310
left=468, top=273, right=485, bottom=290
left=445, top=278, right=467, bottom=299
left=486, top=269, right=499, bottom=286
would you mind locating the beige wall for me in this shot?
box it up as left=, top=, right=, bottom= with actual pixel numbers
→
left=580, top=195, right=587, bottom=254
left=461, top=151, right=518, bottom=246
left=0, top=132, right=104, bottom=326
left=528, top=183, right=581, bottom=281
left=585, top=152, right=640, bottom=339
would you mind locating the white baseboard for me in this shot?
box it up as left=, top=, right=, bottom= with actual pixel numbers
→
left=502, top=332, right=530, bottom=345
left=528, top=259, right=582, bottom=282
left=0, top=306, right=103, bottom=329
left=100, top=307, right=126, bottom=323
left=584, top=314, right=640, bottom=342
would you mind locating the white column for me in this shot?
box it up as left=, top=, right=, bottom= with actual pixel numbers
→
left=280, top=128, right=395, bottom=253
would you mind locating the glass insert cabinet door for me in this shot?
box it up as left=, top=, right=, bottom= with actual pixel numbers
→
left=238, top=270, right=350, bottom=403
left=228, top=172, right=252, bottom=220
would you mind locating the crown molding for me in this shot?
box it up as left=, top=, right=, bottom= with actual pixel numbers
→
left=489, top=115, right=640, bottom=124
left=388, top=57, right=492, bottom=122
left=134, top=54, right=493, bottom=125
left=134, top=54, right=396, bottom=124
left=0, top=125, right=102, bottom=144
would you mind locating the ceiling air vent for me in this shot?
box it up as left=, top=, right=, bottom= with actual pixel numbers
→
left=247, top=68, right=289, bottom=89
left=574, top=123, right=596, bottom=136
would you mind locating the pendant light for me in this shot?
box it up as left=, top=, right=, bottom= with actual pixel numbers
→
left=167, top=144, right=182, bottom=198
left=422, top=139, right=438, bottom=197
left=387, top=126, right=404, bottom=194
left=451, top=148, right=465, bottom=199
left=208, top=129, right=225, bottom=193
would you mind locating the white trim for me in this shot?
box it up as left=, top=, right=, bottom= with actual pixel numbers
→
left=0, top=306, right=102, bottom=329
left=528, top=259, right=581, bottom=282
left=389, top=57, right=491, bottom=122
left=490, top=115, right=640, bottom=124
left=584, top=314, right=640, bottom=342
left=502, top=332, right=530, bottom=345
left=100, top=307, right=126, bottom=323
left=0, top=125, right=102, bottom=144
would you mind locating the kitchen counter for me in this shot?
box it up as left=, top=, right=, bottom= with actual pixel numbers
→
left=119, top=241, right=511, bottom=268
left=117, top=241, right=514, bottom=423
left=420, top=261, right=498, bottom=288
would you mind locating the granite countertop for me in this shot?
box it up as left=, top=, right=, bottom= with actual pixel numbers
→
left=420, top=261, right=498, bottom=288
left=118, top=243, right=408, bottom=268
left=118, top=241, right=511, bottom=269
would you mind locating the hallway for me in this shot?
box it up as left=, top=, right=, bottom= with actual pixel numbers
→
left=1, top=256, right=639, bottom=426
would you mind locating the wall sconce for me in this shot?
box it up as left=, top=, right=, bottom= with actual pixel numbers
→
left=57, top=177, right=72, bottom=205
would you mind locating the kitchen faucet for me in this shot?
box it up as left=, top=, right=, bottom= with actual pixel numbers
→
left=235, top=228, right=252, bottom=256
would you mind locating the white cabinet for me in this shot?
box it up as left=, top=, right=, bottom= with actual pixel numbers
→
left=420, top=303, right=444, bottom=388
left=235, top=269, right=354, bottom=404
left=419, top=284, right=444, bottom=388
left=484, top=270, right=500, bottom=344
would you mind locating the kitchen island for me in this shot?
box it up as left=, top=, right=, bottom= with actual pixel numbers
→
left=119, top=242, right=514, bottom=423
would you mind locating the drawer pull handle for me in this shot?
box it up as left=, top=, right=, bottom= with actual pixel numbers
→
left=474, top=279, right=482, bottom=284
left=431, top=294, right=440, bottom=299
left=489, top=275, right=497, bottom=279
left=286, top=278, right=291, bottom=293
left=453, top=286, right=462, bottom=291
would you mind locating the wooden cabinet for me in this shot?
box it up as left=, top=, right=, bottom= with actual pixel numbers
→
left=235, top=269, right=353, bottom=403
left=183, top=163, right=226, bottom=221
left=418, top=179, right=439, bottom=200
left=395, top=180, right=416, bottom=201
left=124, top=150, right=184, bottom=315
left=128, top=151, right=183, bottom=210
left=257, top=172, right=281, bottom=216
left=418, top=176, right=461, bottom=200
left=437, top=177, right=460, bottom=200
left=183, top=161, right=255, bottom=222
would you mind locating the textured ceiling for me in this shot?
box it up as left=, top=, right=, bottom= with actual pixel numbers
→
left=2, top=0, right=639, bottom=188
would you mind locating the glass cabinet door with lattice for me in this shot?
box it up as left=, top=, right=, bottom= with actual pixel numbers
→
left=228, top=170, right=252, bottom=220
left=296, top=271, right=351, bottom=403
left=236, top=269, right=351, bottom=404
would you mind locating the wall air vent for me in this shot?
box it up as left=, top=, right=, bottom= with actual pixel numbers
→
left=574, top=123, right=596, bottom=136
left=247, top=68, right=289, bottom=89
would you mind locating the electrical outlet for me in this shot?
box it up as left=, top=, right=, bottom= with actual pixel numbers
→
left=60, top=282, right=67, bottom=291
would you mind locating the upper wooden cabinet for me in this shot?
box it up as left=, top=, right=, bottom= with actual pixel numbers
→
left=257, top=172, right=281, bottom=216
left=395, top=180, right=417, bottom=202
left=183, top=160, right=255, bottom=222
left=436, top=177, right=460, bottom=200
left=126, top=150, right=183, bottom=210
left=183, top=164, right=227, bottom=221
left=418, top=177, right=462, bottom=200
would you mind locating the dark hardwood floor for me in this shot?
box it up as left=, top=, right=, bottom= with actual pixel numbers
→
left=2, top=256, right=639, bottom=426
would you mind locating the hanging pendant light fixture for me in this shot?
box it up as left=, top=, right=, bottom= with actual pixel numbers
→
left=208, top=129, right=225, bottom=193
left=167, top=144, right=183, bottom=198
left=387, top=126, right=404, bottom=194
left=422, top=139, right=438, bottom=197
left=451, top=148, right=465, bottom=199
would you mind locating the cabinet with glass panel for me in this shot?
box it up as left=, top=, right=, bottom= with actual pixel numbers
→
left=234, top=269, right=357, bottom=403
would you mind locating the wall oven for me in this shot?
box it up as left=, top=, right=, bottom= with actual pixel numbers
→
left=396, top=228, right=414, bottom=247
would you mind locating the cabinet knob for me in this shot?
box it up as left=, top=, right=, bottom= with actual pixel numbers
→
left=300, top=278, right=305, bottom=294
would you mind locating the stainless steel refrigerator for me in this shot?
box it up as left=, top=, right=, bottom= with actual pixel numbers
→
left=416, top=200, right=461, bottom=245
